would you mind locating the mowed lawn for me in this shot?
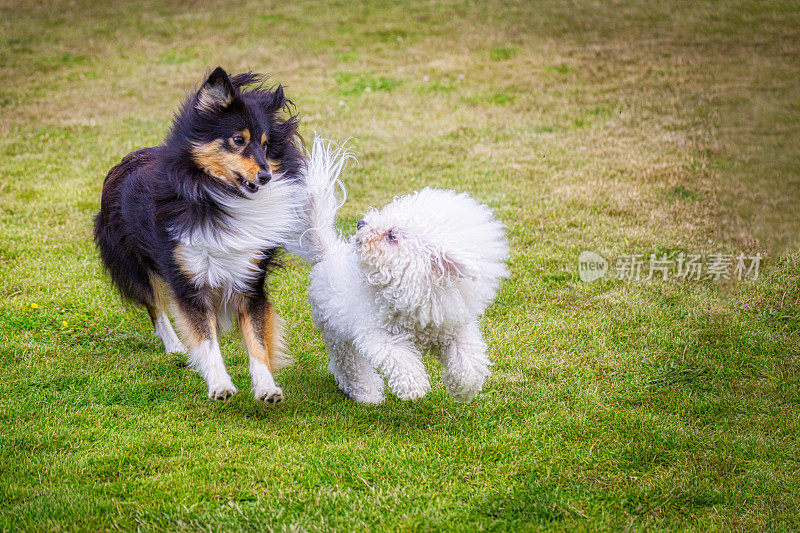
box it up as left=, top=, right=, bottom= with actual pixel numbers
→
left=1, top=0, right=799, bottom=530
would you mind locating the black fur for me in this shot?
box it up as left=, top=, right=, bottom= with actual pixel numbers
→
left=94, top=67, right=303, bottom=333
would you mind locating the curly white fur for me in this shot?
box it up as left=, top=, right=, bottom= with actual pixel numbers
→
left=295, top=135, right=509, bottom=404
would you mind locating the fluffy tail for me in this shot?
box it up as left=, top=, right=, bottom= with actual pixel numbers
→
left=291, top=135, right=355, bottom=263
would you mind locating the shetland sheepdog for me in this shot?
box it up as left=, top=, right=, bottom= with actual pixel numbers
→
left=94, top=67, right=304, bottom=403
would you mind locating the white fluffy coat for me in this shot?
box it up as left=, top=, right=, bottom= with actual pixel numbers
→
left=294, top=136, right=509, bottom=403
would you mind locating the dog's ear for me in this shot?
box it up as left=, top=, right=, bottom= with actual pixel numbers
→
left=196, top=67, right=235, bottom=111
left=265, top=84, right=289, bottom=113
left=431, top=246, right=474, bottom=283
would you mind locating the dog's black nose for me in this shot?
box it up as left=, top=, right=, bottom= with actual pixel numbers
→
left=356, top=219, right=366, bottom=230
left=240, top=177, right=259, bottom=193
left=257, top=170, right=272, bottom=185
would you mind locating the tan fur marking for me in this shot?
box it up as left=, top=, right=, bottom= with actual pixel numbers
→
left=149, top=275, right=172, bottom=313
left=266, top=307, right=291, bottom=372
left=238, top=304, right=291, bottom=373
left=167, top=247, right=215, bottom=349
left=239, top=310, right=270, bottom=369
left=260, top=133, right=267, bottom=146
left=171, top=303, right=214, bottom=349
left=172, top=243, right=196, bottom=279
left=191, top=140, right=260, bottom=185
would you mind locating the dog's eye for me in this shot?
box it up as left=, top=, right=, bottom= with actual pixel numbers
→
left=261, top=139, right=268, bottom=150
left=385, top=229, right=397, bottom=243
left=233, top=135, right=245, bottom=146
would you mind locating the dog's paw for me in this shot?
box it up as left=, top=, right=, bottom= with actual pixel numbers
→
left=386, top=362, right=430, bottom=401
left=208, top=382, right=237, bottom=400
left=254, top=386, right=285, bottom=404
left=165, top=340, right=188, bottom=355
left=449, top=387, right=480, bottom=403
left=351, top=389, right=385, bottom=404
left=394, top=386, right=429, bottom=401
left=443, top=372, right=485, bottom=403
left=390, top=377, right=430, bottom=402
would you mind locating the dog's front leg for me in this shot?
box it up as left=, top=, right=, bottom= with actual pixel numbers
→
left=439, top=319, right=492, bottom=403
left=172, top=299, right=236, bottom=400
left=238, top=294, right=287, bottom=404
left=355, top=333, right=429, bottom=401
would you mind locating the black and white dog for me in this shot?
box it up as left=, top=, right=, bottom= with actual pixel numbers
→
left=94, top=67, right=304, bottom=403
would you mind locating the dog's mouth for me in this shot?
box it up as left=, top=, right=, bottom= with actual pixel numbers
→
left=236, top=173, right=259, bottom=194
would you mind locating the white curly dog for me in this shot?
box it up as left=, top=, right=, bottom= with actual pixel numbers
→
left=292, top=137, right=509, bottom=404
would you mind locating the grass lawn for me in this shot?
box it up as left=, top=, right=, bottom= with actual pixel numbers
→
left=2, top=0, right=799, bottom=530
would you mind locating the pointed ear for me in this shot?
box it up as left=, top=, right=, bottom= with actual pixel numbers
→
left=272, top=84, right=284, bottom=103
left=265, top=84, right=287, bottom=113
left=196, top=67, right=235, bottom=111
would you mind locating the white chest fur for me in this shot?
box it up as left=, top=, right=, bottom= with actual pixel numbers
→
left=171, top=176, right=302, bottom=296
left=176, top=239, right=263, bottom=296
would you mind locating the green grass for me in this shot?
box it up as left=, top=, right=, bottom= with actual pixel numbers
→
left=490, top=47, right=516, bottom=61
left=333, top=72, right=401, bottom=96
left=2, top=0, right=799, bottom=530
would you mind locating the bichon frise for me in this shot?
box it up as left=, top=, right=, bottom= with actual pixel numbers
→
left=293, top=137, right=509, bottom=403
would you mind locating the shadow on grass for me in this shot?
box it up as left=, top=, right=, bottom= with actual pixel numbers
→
left=177, top=368, right=508, bottom=442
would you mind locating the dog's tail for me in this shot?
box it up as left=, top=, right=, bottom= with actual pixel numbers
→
left=291, top=134, right=355, bottom=264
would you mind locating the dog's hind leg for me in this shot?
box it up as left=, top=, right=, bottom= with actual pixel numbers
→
left=97, top=233, right=186, bottom=355
left=238, top=294, right=288, bottom=404
left=327, top=339, right=385, bottom=404
left=439, top=319, right=492, bottom=403
left=147, top=306, right=187, bottom=354
left=172, top=297, right=236, bottom=400
left=145, top=277, right=187, bottom=355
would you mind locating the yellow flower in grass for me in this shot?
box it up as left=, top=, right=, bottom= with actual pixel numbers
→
left=61, top=321, right=69, bottom=327
left=30, top=303, right=39, bottom=309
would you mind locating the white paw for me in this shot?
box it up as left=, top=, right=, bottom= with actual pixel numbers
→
left=254, top=386, right=284, bottom=404
left=164, top=340, right=188, bottom=354
left=389, top=371, right=431, bottom=401
left=394, top=384, right=430, bottom=401
left=208, top=381, right=237, bottom=400
left=387, top=361, right=431, bottom=401
left=444, top=372, right=486, bottom=403
left=351, top=388, right=385, bottom=404
left=450, top=387, right=480, bottom=403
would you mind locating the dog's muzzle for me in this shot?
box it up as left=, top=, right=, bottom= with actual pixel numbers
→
left=240, top=176, right=259, bottom=193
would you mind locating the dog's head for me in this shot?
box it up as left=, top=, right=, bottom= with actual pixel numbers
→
left=353, top=188, right=509, bottom=326
left=167, top=67, right=301, bottom=196
left=353, top=193, right=479, bottom=326
left=355, top=216, right=470, bottom=289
